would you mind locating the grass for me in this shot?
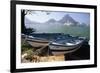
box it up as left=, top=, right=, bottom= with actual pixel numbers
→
left=21, top=38, right=33, bottom=54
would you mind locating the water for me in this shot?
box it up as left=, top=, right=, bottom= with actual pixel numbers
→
left=26, top=24, right=90, bottom=39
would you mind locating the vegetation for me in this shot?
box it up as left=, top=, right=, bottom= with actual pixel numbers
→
left=21, top=10, right=36, bottom=34
left=21, top=38, right=33, bottom=54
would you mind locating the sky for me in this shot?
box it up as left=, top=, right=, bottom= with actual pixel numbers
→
left=25, top=10, right=90, bottom=25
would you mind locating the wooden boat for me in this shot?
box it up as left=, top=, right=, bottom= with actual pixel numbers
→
left=22, top=33, right=86, bottom=55
left=25, top=33, right=63, bottom=47
left=49, top=39, right=85, bottom=55
left=26, top=36, right=49, bottom=47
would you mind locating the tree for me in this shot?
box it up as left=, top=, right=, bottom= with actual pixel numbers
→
left=21, top=10, right=35, bottom=34
left=21, top=10, right=51, bottom=34
left=21, top=10, right=26, bottom=34
left=26, top=28, right=36, bottom=35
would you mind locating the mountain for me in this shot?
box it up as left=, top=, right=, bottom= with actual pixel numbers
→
left=44, top=14, right=78, bottom=26
left=25, top=15, right=88, bottom=27
left=25, top=18, right=40, bottom=24
left=58, top=14, right=78, bottom=26
left=79, top=22, right=88, bottom=27
left=45, top=19, right=56, bottom=24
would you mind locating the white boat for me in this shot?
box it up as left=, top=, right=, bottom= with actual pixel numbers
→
left=22, top=33, right=86, bottom=55
left=26, top=36, right=49, bottom=47
left=25, top=33, right=63, bottom=47
left=49, top=39, right=84, bottom=55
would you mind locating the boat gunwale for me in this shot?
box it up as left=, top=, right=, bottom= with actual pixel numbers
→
left=26, top=38, right=50, bottom=43
left=50, top=45, right=81, bottom=51
left=49, top=40, right=84, bottom=47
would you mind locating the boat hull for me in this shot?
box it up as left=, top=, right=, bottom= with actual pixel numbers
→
left=49, top=43, right=82, bottom=55
left=26, top=39, right=49, bottom=47
left=24, top=33, right=85, bottom=55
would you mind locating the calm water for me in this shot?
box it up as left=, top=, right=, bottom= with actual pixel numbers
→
left=26, top=24, right=90, bottom=39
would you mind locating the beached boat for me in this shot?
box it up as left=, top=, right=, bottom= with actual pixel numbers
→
left=25, top=33, right=63, bottom=47
left=49, top=38, right=85, bottom=55
left=22, top=33, right=86, bottom=55
left=26, top=36, right=50, bottom=47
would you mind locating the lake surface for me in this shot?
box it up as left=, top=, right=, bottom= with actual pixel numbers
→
left=26, top=24, right=90, bottom=39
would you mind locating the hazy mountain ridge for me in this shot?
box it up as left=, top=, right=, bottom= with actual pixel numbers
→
left=46, top=19, right=56, bottom=23
left=58, top=14, right=77, bottom=24
left=25, top=17, right=40, bottom=24
left=25, top=14, right=88, bottom=26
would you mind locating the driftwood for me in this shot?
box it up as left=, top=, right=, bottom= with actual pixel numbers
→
left=33, top=45, right=52, bottom=56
